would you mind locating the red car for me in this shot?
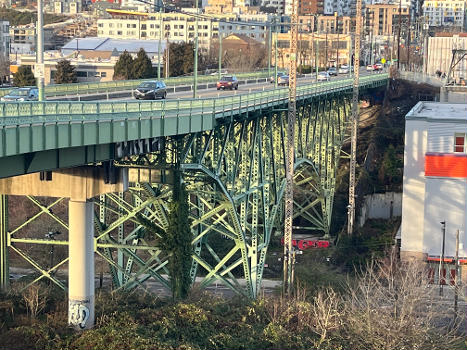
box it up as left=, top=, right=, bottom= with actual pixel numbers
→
left=217, top=76, right=239, bottom=90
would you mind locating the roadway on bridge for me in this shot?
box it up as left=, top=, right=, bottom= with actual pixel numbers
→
left=94, top=69, right=381, bottom=102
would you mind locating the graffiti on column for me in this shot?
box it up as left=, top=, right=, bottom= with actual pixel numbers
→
left=69, top=300, right=90, bottom=329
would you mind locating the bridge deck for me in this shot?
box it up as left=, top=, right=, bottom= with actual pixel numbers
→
left=0, top=74, right=388, bottom=178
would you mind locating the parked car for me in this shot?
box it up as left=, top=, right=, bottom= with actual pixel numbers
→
left=366, top=64, right=375, bottom=71
left=277, top=74, right=289, bottom=86
left=327, top=67, right=338, bottom=76
left=338, top=65, right=350, bottom=74
left=209, top=69, right=228, bottom=76
left=134, top=81, right=167, bottom=100
left=270, top=71, right=286, bottom=83
left=217, top=75, right=239, bottom=90
left=1, top=87, right=38, bottom=102
left=374, top=63, right=383, bottom=71
left=317, top=72, right=331, bottom=82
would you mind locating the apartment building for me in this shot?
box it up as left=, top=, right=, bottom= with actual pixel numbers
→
left=98, top=9, right=238, bottom=50
left=0, top=21, right=9, bottom=58
left=46, top=0, right=83, bottom=14
left=298, top=15, right=352, bottom=34
left=274, top=32, right=352, bottom=68
left=9, top=25, right=55, bottom=55
left=218, top=14, right=273, bottom=43
left=259, top=0, right=285, bottom=14
left=423, top=0, right=467, bottom=29
left=365, top=4, right=410, bottom=37
left=298, top=0, right=324, bottom=15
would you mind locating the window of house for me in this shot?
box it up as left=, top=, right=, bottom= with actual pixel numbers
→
left=101, top=72, right=107, bottom=77
left=76, top=71, right=87, bottom=77
left=454, top=133, right=465, bottom=152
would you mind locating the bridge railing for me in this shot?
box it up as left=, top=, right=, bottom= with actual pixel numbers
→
left=0, top=74, right=389, bottom=126
left=0, top=71, right=270, bottom=98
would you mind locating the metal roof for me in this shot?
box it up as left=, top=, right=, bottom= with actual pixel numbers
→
left=406, top=102, right=467, bottom=122
left=62, top=37, right=167, bottom=55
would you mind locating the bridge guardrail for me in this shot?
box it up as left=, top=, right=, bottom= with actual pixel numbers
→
left=0, top=74, right=388, bottom=125
left=0, top=71, right=270, bottom=98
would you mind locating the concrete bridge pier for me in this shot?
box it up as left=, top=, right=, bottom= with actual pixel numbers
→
left=0, top=166, right=128, bottom=330
left=68, top=199, right=95, bottom=330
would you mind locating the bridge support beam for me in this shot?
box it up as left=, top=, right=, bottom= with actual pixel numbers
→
left=68, top=199, right=95, bottom=330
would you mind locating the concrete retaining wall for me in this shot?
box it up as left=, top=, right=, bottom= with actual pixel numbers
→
left=358, top=192, right=402, bottom=227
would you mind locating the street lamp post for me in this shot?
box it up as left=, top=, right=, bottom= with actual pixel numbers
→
left=158, top=3, right=162, bottom=80
left=274, top=16, right=278, bottom=88
left=218, top=29, right=222, bottom=81
left=36, top=0, right=44, bottom=101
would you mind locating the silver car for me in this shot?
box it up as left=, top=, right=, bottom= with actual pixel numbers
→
left=1, top=87, right=39, bottom=102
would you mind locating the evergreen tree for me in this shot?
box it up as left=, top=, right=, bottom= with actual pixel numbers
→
left=54, top=59, right=77, bottom=84
left=132, top=48, right=154, bottom=79
left=13, top=65, right=35, bottom=87
left=113, top=50, right=135, bottom=80
left=158, top=168, right=193, bottom=300
left=167, top=42, right=195, bottom=77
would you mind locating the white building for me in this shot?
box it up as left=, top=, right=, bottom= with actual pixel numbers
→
left=425, top=35, right=467, bottom=81
left=401, top=102, right=467, bottom=280
left=423, top=0, right=467, bottom=28
left=219, top=14, right=272, bottom=43
left=97, top=11, right=237, bottom=51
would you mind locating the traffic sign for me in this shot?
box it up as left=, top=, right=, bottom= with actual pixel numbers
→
left=381, top=58, right=386, bottom=64
left=34, top=64, right=45, bottom=79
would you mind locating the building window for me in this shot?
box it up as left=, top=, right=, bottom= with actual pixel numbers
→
left=454, top=133, right=465, bottom=152
left=101, top=72, right=107, bottom=77
left=76, top=71, right=87, bottom=77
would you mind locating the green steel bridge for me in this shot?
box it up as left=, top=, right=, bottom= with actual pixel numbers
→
left=0, top=74, right=388, bottom=329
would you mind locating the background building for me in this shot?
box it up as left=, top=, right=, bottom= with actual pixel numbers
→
left=274, top=31, right=351, bottom=68
left=97, top=10, right=236, bottom=51
left=0, top=20, right=9, bottom=57
left=401, top=101, right=467, bottom=281
left=422, top=0, right=467, bottom=30
left=425, top=33, right=467, bottom=81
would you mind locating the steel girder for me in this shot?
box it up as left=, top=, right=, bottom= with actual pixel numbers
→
left=101, top=93, right=351, bottom=298
left=1, top=93, right=351, bottom=298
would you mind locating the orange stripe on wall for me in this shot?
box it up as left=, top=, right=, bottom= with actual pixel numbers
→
left=425, top=153, right=467, bottom=178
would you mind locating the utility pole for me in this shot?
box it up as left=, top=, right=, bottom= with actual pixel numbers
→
left=193, top=0, right=198, bottom=98
left=347, top=0, right=362, bottom=235
left=274, top=16, right=278, bottom=88
left=439, top=221, right=446, bottom=296
left=283, top=0, right=298, bottom=297
left=218, top=30, right=222, bottom=81
left=407, top=12, right=411, bottom=69
left=397, top=0, right=402, bottom=69
left=315, top=16, right=318, bottom=80
left=36, top=0, right=44, bottom=101
left=268, top=22, right=272, bottom=77
left=158, top=2, right=162, bottom=80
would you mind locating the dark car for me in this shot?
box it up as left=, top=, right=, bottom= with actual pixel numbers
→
left=270, top=71, right=286, bottom=83
left=217, top=76, right=238, bottom=90
left=1, top=87, right=38, bottom=102
left=134, top=81, right=167, bottom=100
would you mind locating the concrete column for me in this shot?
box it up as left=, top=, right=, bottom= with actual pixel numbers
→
left=68, top=199, right=95, bottom=330
left=0, top=195, right=8, bottom=291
